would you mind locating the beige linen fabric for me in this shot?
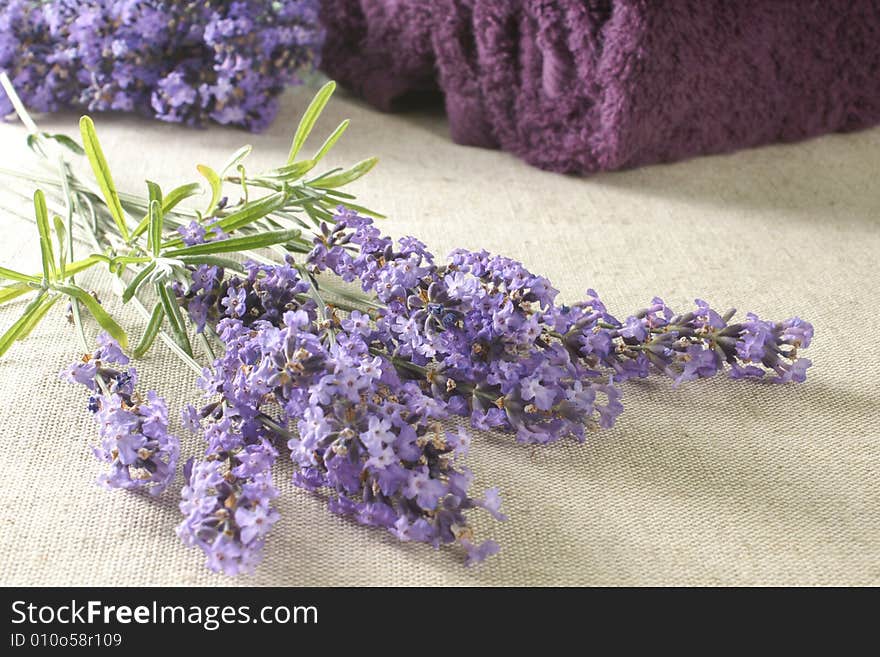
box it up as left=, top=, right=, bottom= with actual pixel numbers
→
left=0, top=84, right=878, bottom=586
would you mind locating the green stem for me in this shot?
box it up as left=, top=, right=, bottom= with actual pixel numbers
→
left=197, top=331, right=216, bottom=361
left=53, top=156, right=90, bottom=352
left=256, top=414, right=296, bottom=441
left=0, top=73, right=38, bottom=135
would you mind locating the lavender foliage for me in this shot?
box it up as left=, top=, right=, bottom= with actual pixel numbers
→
left=62, top=332, right=179, bottom=495
left=0, top=1, right=324, bottom=131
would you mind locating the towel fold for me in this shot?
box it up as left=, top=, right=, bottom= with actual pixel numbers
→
left=320, top=1, right=880, bottom=173
left=320, top=0, right=438, bottom=111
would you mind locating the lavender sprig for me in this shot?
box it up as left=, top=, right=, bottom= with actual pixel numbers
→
left=62, top=332, right=179, bottom=495
left=177, top=406, right=280, bottom=576
left=557, top=295, right=813, bottom=386
left=304, top=210, right=813, bottom=445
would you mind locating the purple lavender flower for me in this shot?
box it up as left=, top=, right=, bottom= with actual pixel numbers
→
left=1, top=1, right=324, bottom=131
left=177, top=256, right=312, bottom=334
left=557, top=296, right=814, bottom=386
left=185, top=256, right=504, bottom=566
left=305, top=208, right=813, bottom=445
left=177, top=221, right=207, bottom=247
left=62, top=333, right=179, bottom=495
left=307, top=211, right=623, bottom=444
left=177, top=408, right=280, bottom=577
left=173, top=206, right=811, bottom=572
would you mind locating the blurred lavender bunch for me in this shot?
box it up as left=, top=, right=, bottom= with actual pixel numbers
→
left=63, top=332, right=179, bottom=495
left=0, top=0, right=323, bottom=130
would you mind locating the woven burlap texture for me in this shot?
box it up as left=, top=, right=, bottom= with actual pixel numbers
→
left=0, top=85, right=877, bottom=586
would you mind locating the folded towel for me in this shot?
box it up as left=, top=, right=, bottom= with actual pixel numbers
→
left=320, top=1, right=880, bottom=173
left=320, top=0, right=437, bottom=111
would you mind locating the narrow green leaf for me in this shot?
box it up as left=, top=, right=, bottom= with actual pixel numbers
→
left=310, top=157, right=379, bottom=189
left=0, top=284, right=32, bottom=306
left=148, top=200, right=163, bottom=256
left=131, top=214, right=151, bottom=242
left=164, top=229, right=302, bottom=258
left=162, top=182, right=202, bottom=213
left=26, top=133, right=47, bottom=157
left=258, top=159, right=316, bottom=183
left=306, top=202, right=334, bottom=221
left=33, top=190, right=57, bottom=280
left=64, top=255, right=103, bottom=278
left=131, top=182, right=202, bottom=240
left=312, top=119, right=349, bottom=163
left=236, top=164, right=249, bottom=201
left=300, top=202, right=323, bottom=228
left=287, top=80, right=336, bottom=164
left=160, top=192, right=288, bottom=249
left=133, top=302, right=165, bottom=358
left=46, top=133, right=85, bottom=155
left=310, top=166, right=341, bottom=181
left=110, top=255, right=151, bottom=267
left=144, top=181, right=163, bottom=254
left=79, top=115, right=130, bottom=240
left=319, top=187, right=357, bottom=200
left=220, top=145, right=252, bottom=178
left=16, top=294, right=60, bottom=342
left=55, top=283, right=128, bottom=348
left=146, top=180, right=163, bottom=206
left=122, top=261, right=157, bottom=304
left=0, top=292, right=47, bottom=358
left=156, top=283, right=192, bottom=357
left=0, top=266, right=40, bottom=284
left=197, top=164, right=222, bottom=216
left=52, top=215, right=67, bottom=277
left=177, top=255, right=246, bottom=272
left=302, top=202, right=334, bottom=226
left=221, top=192, right=291, bottom=233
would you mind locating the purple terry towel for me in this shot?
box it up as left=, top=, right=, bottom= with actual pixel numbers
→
left=319, top=0, right=880, bottom=174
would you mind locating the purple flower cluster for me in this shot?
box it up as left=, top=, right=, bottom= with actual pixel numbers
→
left=62, top=332, right=178, bottom=495
left=177, top=404, right=280, bottom=576
left=179, top=257, right=503, bottom=569
left=175, top=256, right=310, bottom=334
left=61, top=204, right=811, bottom=572
left=0, top=1, right=323, bottom=130
left=556, top=296, right=813, bottom=386
left=307, top=212, right=623, bottom=443
left=177, top=218, right=228, bottom=248
left=306, top=208, right=813, bottom=444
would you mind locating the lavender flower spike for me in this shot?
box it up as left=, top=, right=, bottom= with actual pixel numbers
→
left=62, top=332, right=179, bottom=495
left=177, top=407, right=280, bottom=577
left=558, top=296, right=814, bottom=386
left=307, top=207, right=813, bottom=445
